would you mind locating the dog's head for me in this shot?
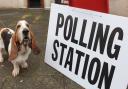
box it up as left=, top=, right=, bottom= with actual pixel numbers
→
left=9, top=20, right=40, bottom=61
left=15, top=20, right=30, bottom=44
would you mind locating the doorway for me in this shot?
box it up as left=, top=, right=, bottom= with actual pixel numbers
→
left=55, top=0, right=62, bottom=4
left=28, top=0, right=44, bottom=8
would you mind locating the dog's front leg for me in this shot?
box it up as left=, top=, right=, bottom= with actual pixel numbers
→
left=21, top=61, right=28, bottom=68
left=12, top=61, right=20, bottom=77
left=0, top=48, right=3, bottom=63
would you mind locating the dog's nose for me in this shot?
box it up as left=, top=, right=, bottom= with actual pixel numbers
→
left=23, top=29, right=29, bottom=36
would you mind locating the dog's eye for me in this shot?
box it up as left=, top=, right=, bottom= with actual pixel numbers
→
left=17, top=25, right=21, bottom=29
left=26, top=24, right=29, bottom=28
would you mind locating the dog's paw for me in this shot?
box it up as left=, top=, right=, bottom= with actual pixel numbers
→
left=21, top=62, right=28, bottom=68
left=12, top=68, right=19, bottom=77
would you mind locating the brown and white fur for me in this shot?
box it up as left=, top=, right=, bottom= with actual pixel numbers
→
left=0, top=20, right=40, bottom=77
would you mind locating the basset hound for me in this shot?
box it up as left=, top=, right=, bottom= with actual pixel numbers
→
left=0, top=20, right=40, bottom=77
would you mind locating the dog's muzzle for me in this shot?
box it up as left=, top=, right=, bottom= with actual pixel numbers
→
left=22, top=37, right=31, bottom=47
left=23, top=29, right=29, bottom=36
left=22, top=29, right=31, bottom=46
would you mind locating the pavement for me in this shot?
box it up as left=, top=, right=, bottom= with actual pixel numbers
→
left=0, top=9, right=83, bottom=89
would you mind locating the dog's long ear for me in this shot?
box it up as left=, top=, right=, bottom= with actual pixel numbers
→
left=30, top=31, right=40, bottom=55
left=8, top=34, right=18, bottom=61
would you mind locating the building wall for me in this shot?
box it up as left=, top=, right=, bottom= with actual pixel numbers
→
left=0, top=0, right=17, bottom=8
left=17, top=0, right=27, bottom=8
left=0, top=0, right=53, bottom=8
left=44, top=0, right=54, bottom=9
left=0, top=0, right=27, bottom=8
left=110, top=0, right=128, bottom=16
left=0, top=0, right=127, bottom=17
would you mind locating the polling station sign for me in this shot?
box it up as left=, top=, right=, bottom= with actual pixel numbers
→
left=45, top=4, right=128, bottom=89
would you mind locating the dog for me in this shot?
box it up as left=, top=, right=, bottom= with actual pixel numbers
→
left=0, top=20, right=40, bottom=77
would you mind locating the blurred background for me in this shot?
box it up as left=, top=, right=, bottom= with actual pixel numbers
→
left=0, top=0, right=127, bottom=16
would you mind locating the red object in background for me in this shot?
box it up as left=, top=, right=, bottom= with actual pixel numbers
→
left=69, top=0, right=109, bottom=13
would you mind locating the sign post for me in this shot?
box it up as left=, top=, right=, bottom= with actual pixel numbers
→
left=45, top=4, right=128, bottom=89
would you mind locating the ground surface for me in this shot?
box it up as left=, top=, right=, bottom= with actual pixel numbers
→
left=0, top=9, right=83, bottom=89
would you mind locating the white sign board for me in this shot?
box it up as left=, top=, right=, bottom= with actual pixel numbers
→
left=45, top=4, right=128, bottom=89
